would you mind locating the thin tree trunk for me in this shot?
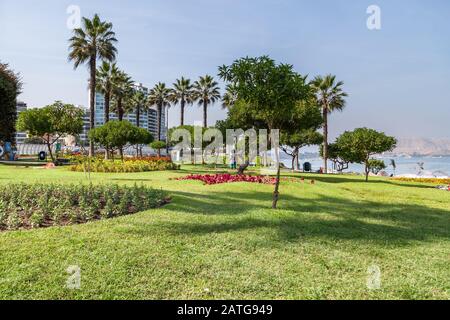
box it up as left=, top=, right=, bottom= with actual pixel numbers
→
left=365, top=159, right=370, bottom=182
left=89, top=57, right=96, bottom=157
left=117, top=98, right=124, bottom=158
left=271, top=133, right=281, bottom=209
left=157, top=104, right=162, bottom=141
left=322, top=107, right=328, bottom=174
left=104, top=90, right=110, bottom=160
left=136, top=106, right=140, bottom=156
left=47, top=141, right=55, bottom=162
left=104, top=90, right=110, bottom=123
left=203, top=101, right=207, bottom=128
left=272, top=165, right=281, bottom=209
left=118, top=99, right=124, bottom=121
left=180, top=98, right=185, bottom=126
left=166, top=105, right=169, bottom=155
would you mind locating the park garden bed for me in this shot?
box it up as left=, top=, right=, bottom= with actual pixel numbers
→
left=0, top=183, right=170, bottom=231
left=69, top=156, right=180, bottom=173
left=175, top=173, right=313, bottom=185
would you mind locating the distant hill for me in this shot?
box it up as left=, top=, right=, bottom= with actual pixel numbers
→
left=390, top=138, right=450, bottom=156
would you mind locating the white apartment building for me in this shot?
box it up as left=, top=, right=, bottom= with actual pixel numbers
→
left=80, top=83, right=167, bottom=144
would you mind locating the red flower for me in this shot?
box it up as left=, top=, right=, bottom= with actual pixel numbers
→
left=176, top=173, right=277, bottom=185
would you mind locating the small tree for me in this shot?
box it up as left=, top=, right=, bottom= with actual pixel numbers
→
left=17, top=101, right=84, bottom=161
left=150, top=141, right=166, bottom=157
left=219, top=56, right=309, bottom=208
left=319, top=142, right=351, bottom=173
left=281, top=99, right=323, bottom=171
left=282, top=130, right=322, bottom=171
left=89, top=121, right=153, bottom=161
left=368, top=159, right=386, bottom=175
left=0, top=62, right=22, bottom=143
left=335, top=128, right=397, bottom=181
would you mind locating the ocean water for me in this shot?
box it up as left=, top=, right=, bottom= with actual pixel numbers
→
left=281, top=155, right=450, bottom=177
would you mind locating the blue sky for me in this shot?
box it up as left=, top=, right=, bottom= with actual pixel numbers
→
left=1, top=0, right=449, bottom=139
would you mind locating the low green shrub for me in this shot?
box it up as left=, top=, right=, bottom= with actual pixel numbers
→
left=0, top=183, right=170, bottom=231
left=69, top=158, right=180, bottom=173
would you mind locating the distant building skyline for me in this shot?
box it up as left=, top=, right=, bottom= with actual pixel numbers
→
left=80, top=82, right=167, bottom=144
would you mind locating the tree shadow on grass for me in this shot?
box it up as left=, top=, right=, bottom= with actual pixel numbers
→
left=111, top=178, right=154, bottom=182
left=280, top=173, right=436, bottom=189
left=125, top=189, right=450, bottom=245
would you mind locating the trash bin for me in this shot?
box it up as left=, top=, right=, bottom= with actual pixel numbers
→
left=38, top=151, right=47, bottom=161
left=303, top=162, right=312, bottom=172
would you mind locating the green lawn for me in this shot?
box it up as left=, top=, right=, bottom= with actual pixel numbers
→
left=0, top=165, right=449, bottom=300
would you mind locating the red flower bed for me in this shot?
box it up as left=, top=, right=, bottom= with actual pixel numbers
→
left=177, top=173, right=277, bottom=185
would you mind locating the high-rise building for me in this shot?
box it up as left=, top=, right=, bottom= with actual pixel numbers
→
left=80, top=83, right=166, bottom=144
left=15, top=101, right=28, bottom=144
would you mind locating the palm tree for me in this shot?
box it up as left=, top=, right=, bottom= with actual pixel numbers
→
left=147, top=82, right=171, bottom=142
left=111, top=71, right=133, bottom=121
left=130, top=89, right=148, bottom=156
left=311, top=75, right=347, bottom=174
left=221, top=84, right=238, bottom=109
left=96, top=61, right=119, bottom=123
left=193, top=75, right=221, bottom=128
left=169, top=77, right=193, bottom=126
left=68, top=14, right=117, bottom=156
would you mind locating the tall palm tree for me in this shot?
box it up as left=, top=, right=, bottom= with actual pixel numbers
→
left=130, top=89, right=147, bottom=129
left=193, top=75, right=221, bottom=128
left=68, top=14, right=117, bottom=156
left=111, top=71, right=133, bottom=121
left=221, top=84, right=238, bottom=109
left=311, top=75, right=347, bottom=174
left=96, top=61, right=119, bottom=123
left=169, top=77, right=193, bottom=126
left=130, top=89, right=148, bottom=156
left=147, top=82, right=171, bottom=141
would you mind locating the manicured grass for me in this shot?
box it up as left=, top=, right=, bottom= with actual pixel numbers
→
left=0, top=165, right=449, bottom=299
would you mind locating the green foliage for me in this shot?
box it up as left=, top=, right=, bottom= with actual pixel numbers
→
left=368, top=159, right=387, bottom=175
left=219, top=56, right=310, bottom=208
left=193, top=75, right=221, bottom=127
left=310, top=75, right=348, bottom=114
left=16, top=101, right=84, bottom=160
left=219, top=56, right=309, bottom=129
left=0, top=183, right=168, bottom=231
left=68, top=14, right=117, bottom=69
left=168, top=125, right=210, bottom=149
left=70, top=157, right=179, bottom=173
left=150, top=141, right=166, bottom=150
left=23, top=136, right=45, bottom=144
left=335, top=128, right=397, bottom=181
left=0, top=62, right=22, bottom=143
left=170, top=77, right=194, bottom=126
left=147, top=82, right=171, bottom=141
left=319, top=142, right=351, bottom=172
left=89, top=121, right=153, bottom=155
left=280, top=99, right=323, bottom=168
